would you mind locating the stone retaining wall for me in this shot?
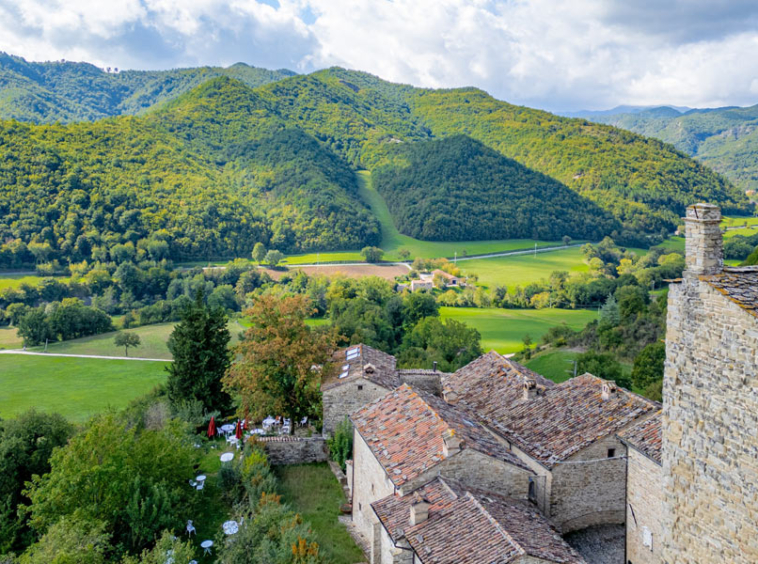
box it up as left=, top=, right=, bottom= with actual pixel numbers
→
left=259, top=436, right=328, bottom=465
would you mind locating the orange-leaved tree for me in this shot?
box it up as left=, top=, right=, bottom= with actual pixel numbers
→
left=224, top=294, right=338, bottom=433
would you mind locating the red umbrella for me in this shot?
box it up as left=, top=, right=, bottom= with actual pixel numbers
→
left=207, top=416, right=216, bottom=438
left=243, top=418, right=248, bottom=431
left=235, top=420, right=242, bottom=440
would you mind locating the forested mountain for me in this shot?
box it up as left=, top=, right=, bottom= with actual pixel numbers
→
left=572, top=104, right=758, bottom=193
left=0, top=59, right=752, bottom=265
left=373, top=135, right=619, bottom=241
left=0, top=52, right=294, bottom=122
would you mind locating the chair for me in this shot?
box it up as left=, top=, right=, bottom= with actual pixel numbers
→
left=186, top=520, right=196, bottom=536
left=300, top=416, right=308, bottom=427
left=196, top=482, right=204, bottom=491
left=280, top=424, right=291, bottom=435
left=189, top=480, right=197, bottom=488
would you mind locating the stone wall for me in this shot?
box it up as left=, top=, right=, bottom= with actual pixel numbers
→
left=549, top=435, right=628, bottom=533
left=397, top=371, right=442, bottom=395
left=323, top=378, right=391, bottom=436
left=626, top=448, right=663, bottom=564
left=400, top=448, right=532, bottom=499
left=351, top=428, right=397, bottom=557
left=259, top=436, right=328, bottom=465
left=663, top=275, right=758, bottom=563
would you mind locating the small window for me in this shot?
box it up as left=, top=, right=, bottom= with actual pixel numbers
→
left=357, top=385, right=363, bottom=391
left=359, top=503, right=362, bottom=511
left=528, top=477, right=536, bottom=502
left=608, top=448, right=616, bottom=458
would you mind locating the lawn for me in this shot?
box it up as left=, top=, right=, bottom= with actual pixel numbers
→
left=0, top=273, right=70, bottom=290
left=440, top=307, right=597, bottom=354
left=458, top=247, right=591, bottom=290
left=275, top=463, right=364, bottom=564
left=525, top=350, right=581, bottom=383
left=0, top=326, right=22, bottom=349
left=25, top=319, right=247, bottom=359
left=0, top=355, right=168, bottom=421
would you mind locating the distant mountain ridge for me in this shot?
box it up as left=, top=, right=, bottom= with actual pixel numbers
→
left=0, top=57, right=751, bottom=265
left=566, top=102, right=758, bottom=192
left=0, top=52, right=295, bottom=122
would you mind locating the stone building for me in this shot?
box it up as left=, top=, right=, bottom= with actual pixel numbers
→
left=321, top=344, right=449, bottom=435
left=618, top=412, right=662, bottom=564
left=662, top=203, right=758, bottom=563
left=372, top=477, right=587, bottom=564
left=443, top=352, right=658, bottom=532
left=350, top=384, right=534, bottom=560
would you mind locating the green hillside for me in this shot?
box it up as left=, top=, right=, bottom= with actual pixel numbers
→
left=373, top=135, right=618, bottom=241
left=0, top=63, right=751, bottom=266
left=582, top=104, right=758, bottom=193
left=0, top=52, right=294, bottom=122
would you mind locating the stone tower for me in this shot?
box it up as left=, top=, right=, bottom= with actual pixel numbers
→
left=662, top=203, right=758, bottom=563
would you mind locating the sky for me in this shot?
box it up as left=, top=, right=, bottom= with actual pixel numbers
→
left=1, top=0, right=757, bottom=112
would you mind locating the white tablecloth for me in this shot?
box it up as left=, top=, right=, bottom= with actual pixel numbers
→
left=220, top=452, right=234, bottom=462
left=220, top=424, right=236, bottom=434
left=222, top=521, right=239, bottom=535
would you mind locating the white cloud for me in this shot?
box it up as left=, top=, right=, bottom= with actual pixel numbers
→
left=0, top=0, right=757, bottom=110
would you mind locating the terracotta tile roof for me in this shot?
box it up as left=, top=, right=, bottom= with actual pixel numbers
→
left=618, top=411, right=662, bottom=465
left=702, top=267, right=758, bottom=318
left=491, top=374, right=658, bottom=467
left=372, top=477, right=586, bottom=564
left=441, top=351, right=554, bottom=422
left=351, top=384, right=531, bottom=487
left=321, top=343, right=400, bottom=391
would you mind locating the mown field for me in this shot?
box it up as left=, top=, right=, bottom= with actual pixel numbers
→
left=458, top=247, right=591, bottom=290
left=0, top=273, right=70, bottom=290
left=440, top=307, right=597, bottom=354
left=0, top=355, right=168, bottom=421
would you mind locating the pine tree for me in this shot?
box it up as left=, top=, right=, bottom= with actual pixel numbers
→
left=166, top=290, right=232, bottom=413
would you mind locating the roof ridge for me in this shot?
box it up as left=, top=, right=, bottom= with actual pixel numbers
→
left=463, top=492, right=525, bottom=559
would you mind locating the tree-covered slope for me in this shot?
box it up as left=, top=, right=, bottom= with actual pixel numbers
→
left=251, top=68, right=750, bottom=241
left=0, top=52, right=294, bottom=122
left=0, top=77, right=379, bottom=266
left=373, top=135, right=620, bottom=241
left=579, top=104, right=758, bottom=193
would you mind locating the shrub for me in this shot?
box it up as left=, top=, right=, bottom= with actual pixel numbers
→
left=327, top=418, right=353, bottom=471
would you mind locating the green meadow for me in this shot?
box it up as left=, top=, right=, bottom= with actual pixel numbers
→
left=0, top=355, right=168, bottom=422
left=440, top=307, right=597, bottom=354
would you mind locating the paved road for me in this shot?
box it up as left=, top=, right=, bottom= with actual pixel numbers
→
left=0, top=350, right=171, bottom=362
left=282, top=243, right=584, bottom=269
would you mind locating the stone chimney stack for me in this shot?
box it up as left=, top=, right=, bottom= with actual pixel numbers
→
left=523, top=378, right=538, bottom=401
left=410, top=497, right=431, bottom=526
left=684, top=203, right=723, bottom=276
left=601, top=381, right=618, bottom=401
left=442, top=428, right=462, bottom=457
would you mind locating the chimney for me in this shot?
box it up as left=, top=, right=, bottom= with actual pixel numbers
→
left=433, top=361, right=438, bottom=372
left=443, top=389, right=458, bottom=404
left=523, top=378, right=538, bottom=401
left=363, top=363, right=376, bottom=375
left=601, top=382, right=618, bottom=401
left=442, top=429, right=462, bottom=457
left=409, top=497, right=431, bottom=526
left=684, top=203, right=723, bottom=276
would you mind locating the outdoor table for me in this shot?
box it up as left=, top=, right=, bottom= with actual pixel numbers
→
left=220, top=452, right=234, bottom=463
left=220, top=423, right=235, bottom=435
left=222, top=520, right=239, bottom=535
left=263, top=416, right=276, bottom=427
left=195, top=475, right=206, bottom=482
left=250, top=428, right=265, bottom=435
left=201, top=540, right=213, bottom=555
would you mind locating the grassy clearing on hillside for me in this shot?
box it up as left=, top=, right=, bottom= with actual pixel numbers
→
left=440, top=307, right=597, bottom=354
left=0, top=355, right=168, bottom=421
left=0, top=326, right=22, bottom=349
left=275, top=463, right=365, bottom=564
left=459, top=247, right=590, bottom=290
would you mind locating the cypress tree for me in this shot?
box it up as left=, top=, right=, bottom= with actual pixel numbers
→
left=166, top=290, right=232, bottom=413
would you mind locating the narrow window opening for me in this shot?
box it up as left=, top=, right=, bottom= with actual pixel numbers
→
left=528, top=478, right=536, bottom=502
left=608, top=448, right=616, bottom=458
left=357, top=385, right=363, bottom=391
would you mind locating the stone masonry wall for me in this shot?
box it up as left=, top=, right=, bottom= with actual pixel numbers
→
left=626, top=448, right=663, bottom=564
left=260, top=436, right=328, bottom=465
left=550, top=435, right=628, bottom=533
left=323, top=378, right=391, bottom=436
left=397, top=372, right=442, bottom=395
left=352, top=429, right=397, bottom=561
left=662, top=277, right=758, bottom=563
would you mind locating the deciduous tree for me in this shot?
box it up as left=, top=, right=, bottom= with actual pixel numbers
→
left=114, top=331, right=141, bottom=357
left=224, top=294, right=337, bottom=432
